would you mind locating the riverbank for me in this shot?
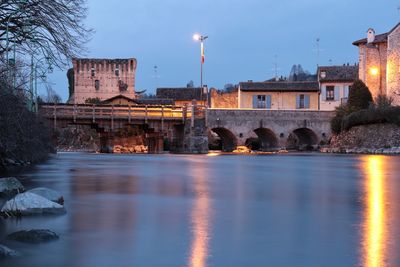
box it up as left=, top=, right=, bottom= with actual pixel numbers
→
left=324, top=123, right=400, bottom=155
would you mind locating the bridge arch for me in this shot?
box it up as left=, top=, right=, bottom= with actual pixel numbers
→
left=211, top=127, right=237, bottom=152
left=253, top=128, right=279, bottom=151
left=286, top=127, right=319, bottom=151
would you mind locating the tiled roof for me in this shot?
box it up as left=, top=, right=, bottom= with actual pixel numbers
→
left=101, top=95, right=139, bottom=104
left=353, top=23, right=400, bottom=46
left=239, top=81, right=319, bottom=92
left=156, top=87, right=206, bottom=101
left=318, top=65, right=358, bottom=83
left=352, top=33, right=389, bottom=46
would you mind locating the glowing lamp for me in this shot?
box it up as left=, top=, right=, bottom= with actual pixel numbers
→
left=370, top=67, right=379, bottom=76
left=193, top=34, right=201, bottom=41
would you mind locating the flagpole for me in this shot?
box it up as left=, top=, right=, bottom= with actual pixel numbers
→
left=200, top=40, right=204, bottom=89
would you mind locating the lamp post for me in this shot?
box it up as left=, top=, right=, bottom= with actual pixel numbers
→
left=30, top=55, right=53, bottom=112
left=193, top=33, right=208, bottom=106
left=5, top=0, right=28, bottom=88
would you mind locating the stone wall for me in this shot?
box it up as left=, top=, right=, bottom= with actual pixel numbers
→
left=329, top=123, right=400, bottom=150
left=387, top=26, right=400, bottom=105
left=210, top=89, right=238, bottom=108
left=358, top=43, right=387, bottom=100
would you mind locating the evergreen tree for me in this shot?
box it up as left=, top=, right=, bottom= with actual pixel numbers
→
left=347, top=80, right=373, bottom=110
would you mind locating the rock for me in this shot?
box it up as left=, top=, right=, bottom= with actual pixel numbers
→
left=0, top=177, right=25, bottom=198
left=4, top=158, right=15, bottom=165
left=0, top=244, right=20, bottom=259
left=27, top=188, right=64, bottom=205
left=8, top=229, right=59, bottom=244
left=1, top=192, right=65, bottom=216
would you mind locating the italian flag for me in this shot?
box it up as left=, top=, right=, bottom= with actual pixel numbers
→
left=201, top=42, right=205, bottom=64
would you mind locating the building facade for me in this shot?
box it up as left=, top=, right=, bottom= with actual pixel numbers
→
left=353, top=23, right=400, bottom=105
left=69, top=58, right=137, bottom=104
left=238, top=81, right=319, bottom=110
left=156, top=87, right=207, bottom=106
left=318, top=65, right=358, bottom=110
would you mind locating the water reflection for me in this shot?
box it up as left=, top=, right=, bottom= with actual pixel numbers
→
left=189, top=160, right=212, bottom=267
left=362, top=156, right=387, bottom=267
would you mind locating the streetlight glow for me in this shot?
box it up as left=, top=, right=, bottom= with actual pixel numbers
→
left=193, top=34, right=201, bottom=41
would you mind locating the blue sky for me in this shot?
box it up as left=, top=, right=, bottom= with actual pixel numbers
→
left=44, top=0, right=400, bottom=101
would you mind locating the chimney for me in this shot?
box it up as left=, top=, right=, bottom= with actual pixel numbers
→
left=367, top=28, right=375, bottom=44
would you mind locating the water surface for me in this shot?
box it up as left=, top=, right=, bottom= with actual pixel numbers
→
left=1, top=153, right=400, bottom=267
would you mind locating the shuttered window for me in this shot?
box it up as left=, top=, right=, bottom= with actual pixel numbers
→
left=296, top=94, right=310, bottom=109
left=252, top=95, right=272, bottom=109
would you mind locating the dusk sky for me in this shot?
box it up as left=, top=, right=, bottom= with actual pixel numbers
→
left=45, top=0, right=400, bottom=101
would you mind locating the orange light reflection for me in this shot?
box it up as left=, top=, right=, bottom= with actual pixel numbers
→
left=363, top=156, right=387, bottom=267
left=189, top=163, right=211, bottom=267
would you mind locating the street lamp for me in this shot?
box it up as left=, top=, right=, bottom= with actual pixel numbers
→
left=30, top=55, right=53, bottom=112
left=193, top=33, right=208, bottom=105
left=5, top=0, right=29, bottom=89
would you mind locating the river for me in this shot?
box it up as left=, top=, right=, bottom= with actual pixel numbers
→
left=1, top=152, right=400, bottom=267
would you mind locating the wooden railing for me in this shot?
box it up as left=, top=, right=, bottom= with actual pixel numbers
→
left=39, top=103, right=206, bottom=125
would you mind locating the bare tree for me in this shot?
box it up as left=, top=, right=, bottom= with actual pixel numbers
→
left=0, top=0, right=93, bottom=69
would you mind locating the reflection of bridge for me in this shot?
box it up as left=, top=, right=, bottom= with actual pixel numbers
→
left=40, top=104, right=335, bottom=153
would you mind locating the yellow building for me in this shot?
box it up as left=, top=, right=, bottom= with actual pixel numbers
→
left=238, top=81, right=319, bottom=110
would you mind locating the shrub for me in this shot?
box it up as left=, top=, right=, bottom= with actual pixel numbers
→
left=342, top=106, right=400, bottom=131
left=348, top=80, right=373, bottom=111
left=330, top=104, right=352, bottom=134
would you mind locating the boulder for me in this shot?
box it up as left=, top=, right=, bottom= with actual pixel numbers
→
left=1, top=192, right=65, bottom=216
left=8, top=229, right=59, bottom=244
left=0, top=244, right=20, bottom=259
left=0, top=177, right=25, bottom=198
left=27, top=188, right=64, bottom=205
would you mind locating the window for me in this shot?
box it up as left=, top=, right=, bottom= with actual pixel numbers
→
left=95, top=79, right=100, bottom=91
left=296, top=94, right=310, bottom=109
left=252, top=95, right=271, bottom=109
left=91, top=67, right=95, bottom=77
left=326, top=86, right=334, bottom=101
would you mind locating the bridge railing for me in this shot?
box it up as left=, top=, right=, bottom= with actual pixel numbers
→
left=39, top=103, right=207, bottom=123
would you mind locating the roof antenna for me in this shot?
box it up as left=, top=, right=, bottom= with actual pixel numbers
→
left=398, top=6, right=400, bottom=19
left=153, top=65, right=160, bottom=89
left=316, top=38, right=321, bottom=67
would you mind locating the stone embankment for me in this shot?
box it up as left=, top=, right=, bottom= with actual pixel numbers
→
left=57, top=125, right=99, bottom=152
left=323, top=123, right=400, bottom=154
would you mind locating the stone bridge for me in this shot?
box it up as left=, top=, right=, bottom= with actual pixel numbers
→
left=206, top=109, right=335, bottom=151
left=39, top=104, right=335, bottom=153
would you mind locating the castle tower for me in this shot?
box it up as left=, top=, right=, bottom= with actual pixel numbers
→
left=70, top=58, right=137, bottom=104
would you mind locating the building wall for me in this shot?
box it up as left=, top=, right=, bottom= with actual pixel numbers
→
left=387, top=26, right=400, bottom=105
left=210, top=89, right=238, bottom=108
left=358, top=43, right=387, bottom=99
left=320, top=82, right=352, bottom=111
left=72, top=58, right=137, bottom=104
left=239, top=91, right=319, bottom=110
